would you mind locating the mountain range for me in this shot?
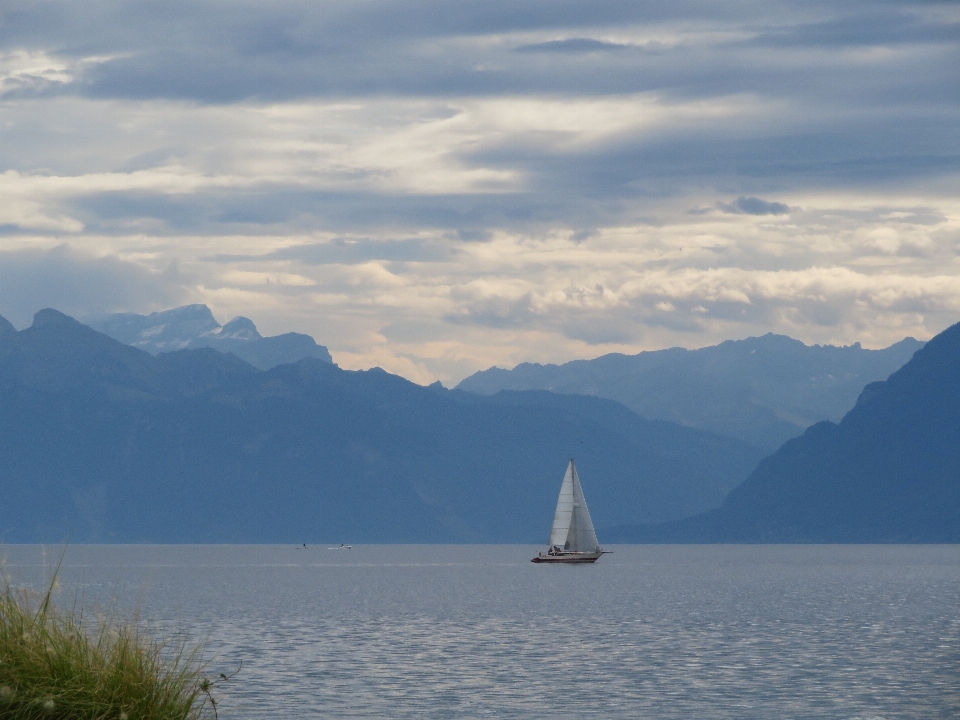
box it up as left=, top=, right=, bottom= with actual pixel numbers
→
left=608, top=320, right=960, bottom=543
left=3, top=307, right=955, bottom=544
left=0, top=310, right=761, bottom=543
left=89, top=304, right=923, bottom=455
left=457, top=334, right=923, bottom=451
left=86, top=304, right=332, bottom=370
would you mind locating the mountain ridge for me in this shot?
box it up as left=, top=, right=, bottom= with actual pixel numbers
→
left=0, top=309, right=762, bottom=543
left=605, top=320, right=960, bottom=543
left=457, top=333, right=924, bottom=450
left=86, top=304, right=333, bottom=370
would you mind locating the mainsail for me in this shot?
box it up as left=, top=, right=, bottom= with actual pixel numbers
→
left=548, top=459, right=600, bottom=552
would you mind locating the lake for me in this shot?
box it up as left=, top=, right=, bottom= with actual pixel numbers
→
left=2, top=544, right=958, bottom=719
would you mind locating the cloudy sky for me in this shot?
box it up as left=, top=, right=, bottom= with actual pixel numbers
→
left=1, top=0, right=958, bottom=383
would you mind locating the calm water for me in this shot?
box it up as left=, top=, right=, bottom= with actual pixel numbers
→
left=2, top=544, right=958, bottom=719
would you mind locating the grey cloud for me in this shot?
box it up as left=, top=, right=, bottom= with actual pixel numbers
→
left=445, top=294, right=536, bottom=331
left=426, top=281, right=960, bottom=381
left=72, top=192, right=211, bottom=233
left=66, top=186, right=579, bottom=237
left=3, top=0, right=955, bottom=105
left=443, top=285, right=714, bottom=345
left=514, top=38, right=630, bottom=54
left=454, top=229, right=493, bottom=242
left=70, top=188, right=344, bottom=235
left=212, top=238, right=459, bottom=266
left=119, top=148, right=182, bottom=173
left=0, top=245, right=190, bottom=328
left=874, top=207, right=949, bottom=226
left=30, top=69, right=955, bottom=240
left=720, top=197, right=791, bottom=215
left=380, top=318, right=456, bottom=344
left=443, top=295, right=702, bottom=346
left=750, top=12, right=960, bottom=48
left=55, top=128, right=958, bottom=239
left=558, top=317, right=640, bottom=345
left=3, top=0, right=958, bottom=382
left=0, top=1, right=765, bottom=53
left=461, top=119, right=959, bottom=219
left=0, top=74, right=73, bottom=100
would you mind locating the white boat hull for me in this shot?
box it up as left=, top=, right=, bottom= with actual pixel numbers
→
left=531, top=550, right=605, bottom=564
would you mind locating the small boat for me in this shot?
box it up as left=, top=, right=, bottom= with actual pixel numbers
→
left=328, top=543, right=353, bottom=550
left=532, top=459, right=609, bottom=563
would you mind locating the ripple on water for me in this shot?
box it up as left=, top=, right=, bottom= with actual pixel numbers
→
left=3, top=544, right=959, bottom=719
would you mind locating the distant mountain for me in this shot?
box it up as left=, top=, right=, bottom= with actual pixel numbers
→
left=86, top=304, right=333, bottom=370
left=607, top=321, right=960, bottom=543
left=0, top=310, right=762, bottom=543
left=457, top=334, right=923, bottom=451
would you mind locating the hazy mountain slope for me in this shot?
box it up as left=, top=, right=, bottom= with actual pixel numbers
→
left=457, top=334, right=923, bottom=451
left=607, top=321, right=960, bottom=543
left=0, top=311, right=762, bottom=543
left=87, top=304, right=333, bottom=370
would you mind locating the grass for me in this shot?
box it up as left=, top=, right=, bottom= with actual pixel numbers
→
left=0, top=568, right=217, bottom=720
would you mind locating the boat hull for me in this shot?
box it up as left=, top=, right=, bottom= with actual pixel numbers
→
left=531, top=550, right=604, bottom=563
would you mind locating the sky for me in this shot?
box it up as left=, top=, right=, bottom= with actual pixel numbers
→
left=0, top=0, right=958, bottom=384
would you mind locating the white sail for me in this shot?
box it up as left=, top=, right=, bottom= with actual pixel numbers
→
left=548, top=461, right=575, bottom=547
left=548, top=459, right=600, bottom=552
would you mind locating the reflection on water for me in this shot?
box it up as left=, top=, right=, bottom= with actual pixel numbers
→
left=3, top=545, right=958, bottom=719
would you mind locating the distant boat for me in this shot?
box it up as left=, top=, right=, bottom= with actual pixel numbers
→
left=532, top=459, right=609, bottom=563
left=329, top=544, right=353, bottom=550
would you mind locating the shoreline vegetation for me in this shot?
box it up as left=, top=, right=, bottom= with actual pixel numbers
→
left=0, top=566, right=222, bottom=719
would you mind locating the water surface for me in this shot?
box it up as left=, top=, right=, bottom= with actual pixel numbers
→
left=3, top=544, right=958, bottom=719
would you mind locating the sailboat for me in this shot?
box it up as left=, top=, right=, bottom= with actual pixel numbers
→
left=532, top=459, right=609, bottom=563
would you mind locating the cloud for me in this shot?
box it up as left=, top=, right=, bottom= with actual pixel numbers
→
left=0, top=49, right=77, bottom=98
left=1, top=1, right=955, bottom=105
left=1, top=0, right=958, bottom=383
left=514, top=38, right=630, bottom=53
left=720, top=196, right=791, bottom=215
left=750, top=11, right=960, bottom=48
left=0, top=245, right=191, bottom=328
left=211, top=238, right=459, bottom=266
left=441, top=255, right=960, bottom=347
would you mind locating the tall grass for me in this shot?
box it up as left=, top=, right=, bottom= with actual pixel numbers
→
left=0, top=571, right=215, bottom=720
